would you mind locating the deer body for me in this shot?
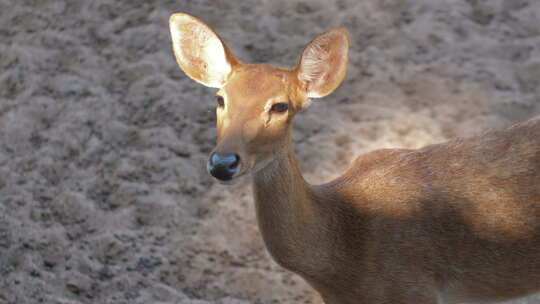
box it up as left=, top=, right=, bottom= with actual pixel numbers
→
left=253, top=117, right=540, bottom=304
left=170, top=13, right=540, bottom=304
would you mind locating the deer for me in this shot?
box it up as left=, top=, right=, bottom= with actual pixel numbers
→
left=169, top=12, right=540, bottom=304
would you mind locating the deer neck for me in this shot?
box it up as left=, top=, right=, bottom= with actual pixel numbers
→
left=251, top=137, right=327, bottom=273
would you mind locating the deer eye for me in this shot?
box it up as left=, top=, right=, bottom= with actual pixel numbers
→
left=216, top=96, right=225, bottom=108
left=270, top=103, right=289, bottom=113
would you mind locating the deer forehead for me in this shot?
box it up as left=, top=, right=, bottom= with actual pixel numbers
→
left=222, top=65, right=292, bottom=106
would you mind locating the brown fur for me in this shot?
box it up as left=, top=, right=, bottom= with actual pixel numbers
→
left=170, top=13, right=540, bottom=304
left=251, top=116, right=540, bottom=304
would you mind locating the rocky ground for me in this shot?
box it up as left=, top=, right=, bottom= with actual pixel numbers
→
left=1, top=0, right=540, bottom=303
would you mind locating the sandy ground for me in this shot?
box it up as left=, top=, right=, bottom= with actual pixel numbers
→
left=1, top=0, right=540, bottom=303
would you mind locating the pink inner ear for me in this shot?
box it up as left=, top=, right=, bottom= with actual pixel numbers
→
left=297, top=29, right=349, bottom=98
left=170, top=14, right=235, bottom=88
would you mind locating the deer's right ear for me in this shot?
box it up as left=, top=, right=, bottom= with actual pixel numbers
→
left=169, top=13, right=237, bottom=88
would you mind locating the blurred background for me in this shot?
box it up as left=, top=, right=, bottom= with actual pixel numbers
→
left=1, top=0, right=540, bottom=303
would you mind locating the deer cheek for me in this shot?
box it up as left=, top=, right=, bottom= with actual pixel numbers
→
left=243, top=118, right=261, bottom=143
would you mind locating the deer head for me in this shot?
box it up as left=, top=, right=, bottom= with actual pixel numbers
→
left=170, top=13, right=349, bottom=182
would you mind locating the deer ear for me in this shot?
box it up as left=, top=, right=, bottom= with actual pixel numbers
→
left=169, top=13, right=238, bottom=88
left=296, top=29, right=349, bottom=99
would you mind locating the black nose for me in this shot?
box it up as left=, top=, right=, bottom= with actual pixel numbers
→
left=207, top=152, right=240, bottom=181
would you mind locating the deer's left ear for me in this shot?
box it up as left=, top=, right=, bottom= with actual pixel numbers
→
left=296, top=28, right=349, bottom=99
left=169, top=13, right=238, bottom=88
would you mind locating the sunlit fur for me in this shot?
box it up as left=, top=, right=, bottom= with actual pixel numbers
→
left=170, top=12, right=540, bottom=304
left=214, top=64, right=306, bottom=178
left=170, top=13, right=236, bottom=88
